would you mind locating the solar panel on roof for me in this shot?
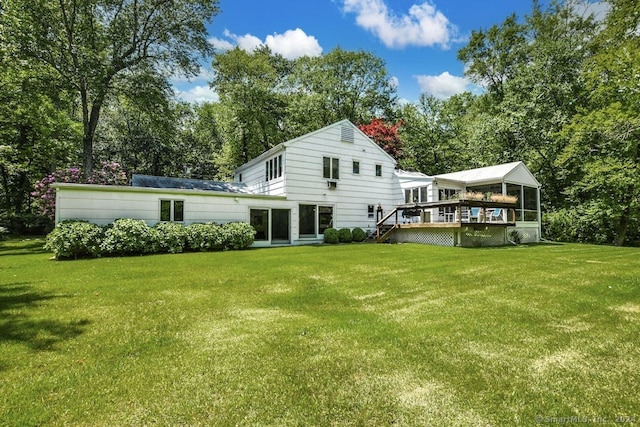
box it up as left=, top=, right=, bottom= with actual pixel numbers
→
left=131, top=175, right=254, bottom=194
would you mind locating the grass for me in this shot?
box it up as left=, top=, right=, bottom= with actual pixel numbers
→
left=1, top=238, right=639, bottom=426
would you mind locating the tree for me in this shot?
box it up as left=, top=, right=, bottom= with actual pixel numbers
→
left=3, top=0, right=219, bottom=174
left=399, top=93, right=478, bottom=175
left=559, top=0, right=640, bottom=245
left=288, top=48, right=398, bottom=134
left=0, top=34, right=80, bottom=232
left=457, top=0, right=598, bottom=210
left=357, top=118, right=404, bottom=160
left=211, top=46, right=291, bottom=165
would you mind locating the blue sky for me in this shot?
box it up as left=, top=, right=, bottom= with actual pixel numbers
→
left=172, top=0, right=607, bottom=104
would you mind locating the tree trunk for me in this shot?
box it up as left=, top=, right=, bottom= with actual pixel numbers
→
left=82, top=99, right=104, bottom=175
left=613, top=204, right=631, bottom=246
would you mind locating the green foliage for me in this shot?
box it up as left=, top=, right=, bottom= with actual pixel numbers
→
left=3, top=0, right=219, bottom=173
left=154, top=222, right=188, bottom=254
left=223, top=222, right=256, bottom=250
left=186, top=223, right=225, bottom=252
left=338, top=228, right=353, bottom=243
left=507, top=229, right=522, bottom=245
left=351, top=227, right=368, bottom=242
left=543, top=204, right=618, bottom=245
left=44, top=221, right=105, bottom=259
left=101, top=219, right=155, bottom=256
left=323, top=228, right=339, bottom=244
left=44, top=219, right=255, bottom=260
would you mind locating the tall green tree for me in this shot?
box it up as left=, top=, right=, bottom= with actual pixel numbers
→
left=559, top=0, right=640, bottom=245
left=0, top=35, right=80, bottom=232
left=288, top=48, right=398, bottom=134
left=457, top=1, right=598, bottom=209
left=3, top=0, right=219, bottom=174
left=211, top=46, right=291, bottom=165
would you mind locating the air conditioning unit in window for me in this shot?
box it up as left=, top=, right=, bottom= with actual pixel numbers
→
left=327, top=180, right=337, bottom=190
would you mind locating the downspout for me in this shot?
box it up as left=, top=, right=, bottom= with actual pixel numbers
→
left=537, top=186, right=542, bottom=242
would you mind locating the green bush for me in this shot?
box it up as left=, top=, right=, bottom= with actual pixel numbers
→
left=323, top=228, right=339, bottom=244
left=186, top=223, right=224, bottom=251
left=351, top=227, right=367, bottom=242
left=101, top=219, right=154, bottom=255
left=223, top=222, right=255, bottom=250
left=44, top=219, right=257, bottom=260
left=543, top=204, right=616, bottom=244
left=44, top=220, right=104, bottom=259
left=154, top=222, right=188, bottom=253
left=338, top=228, right=352, bottom=243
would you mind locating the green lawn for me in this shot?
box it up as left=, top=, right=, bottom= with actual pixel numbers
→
left=1, top=239, right=639, bottom=426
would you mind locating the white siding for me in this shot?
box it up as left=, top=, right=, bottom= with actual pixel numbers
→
left=55, top=184, right=289, bottom=226
left=233, top=120, right=402, bottom=233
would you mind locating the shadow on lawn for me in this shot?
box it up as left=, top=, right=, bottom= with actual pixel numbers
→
left=0, top=238, right=49, bottom=257
left=0, top=284, right=90, bottom=356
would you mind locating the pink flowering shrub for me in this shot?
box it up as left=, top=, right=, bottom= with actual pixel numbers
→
left=33, top=162, right=128, bottom=220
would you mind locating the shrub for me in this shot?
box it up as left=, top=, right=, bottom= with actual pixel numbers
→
left=508, top=229, right=522, bottom=245
left=323, top=228, right=339, bottom=244
left=0, top=226, right=8, bottom=240
left=154, top=222, right=188, bottom=253
left=351, top=227, right=367, bottom=242
left=44, top=220, right=104, bottom=259
left=543, top=204, right=617, bottom=244
left=185, top=223, right=224, bottom=251
left=101, top=219, right=154, bottom=255
left=223, top=222, right=255, bottom=250
left=338, top=228, right=352, bottom=243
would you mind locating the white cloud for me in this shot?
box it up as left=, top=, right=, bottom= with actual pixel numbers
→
left=215, top=28, right=323, bottom=59
left=415, top=72, right=470, bottom=99
left=265, top=28, right=323, bottom=59
left=208, top=36, right=234, bottom=52
left=388, top=76, right=399, bottom=89
left=341, top=0, right=457, bottom=49
left=174, top=85, right=219, bottom=104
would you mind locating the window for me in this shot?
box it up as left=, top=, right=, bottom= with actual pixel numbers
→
left=368, top=205, right=375, bottom=219
left=352, top=161, right=360, bottom=175
left=323, top=157, right=339, bottom=179
left=405, top=186, right=430, bottom=203
left=506, top=184, right=539, bottom=221
left=250, top=209, right=269, bottom=241
left=265, top=154, right=283, bottom=181
left=439, top=188, right=459, bottom=201
left=299, top=204, right=333, bottom=237
left=160, top=200, right=184, bottom=222
left=375, top=164, right=382, bottom=177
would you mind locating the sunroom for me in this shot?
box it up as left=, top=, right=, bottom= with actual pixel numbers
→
left=382, top=162, right=541, bottom=246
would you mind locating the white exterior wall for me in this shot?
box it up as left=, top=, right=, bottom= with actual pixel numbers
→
left=55, top=183, right=290, bottom=226
left=235, top=121, right=402, bottom=234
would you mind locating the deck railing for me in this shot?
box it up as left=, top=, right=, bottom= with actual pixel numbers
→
left=376, top=199, right=517, bottom=242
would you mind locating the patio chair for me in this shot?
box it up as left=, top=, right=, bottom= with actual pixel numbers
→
left=488, top=208, right=502, bottom=222
left=469, top=207, right=481, bottom=222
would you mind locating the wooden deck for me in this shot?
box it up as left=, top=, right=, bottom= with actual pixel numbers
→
left=376, top=199, right=518, bottom=243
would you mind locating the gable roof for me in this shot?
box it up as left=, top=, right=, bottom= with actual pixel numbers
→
left=234, top=119, right=396, bottom=172
left=434, top=161, right=541, bottom=187
left=132, top=175, right=253, bottom=194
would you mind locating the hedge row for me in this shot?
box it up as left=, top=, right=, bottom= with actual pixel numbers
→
left=45, top=219, right=256, bottom=260
left=323, top=227, right=368, bottom=244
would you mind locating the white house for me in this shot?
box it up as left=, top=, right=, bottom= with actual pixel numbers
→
left=53, top=120, right=542, bottom=247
